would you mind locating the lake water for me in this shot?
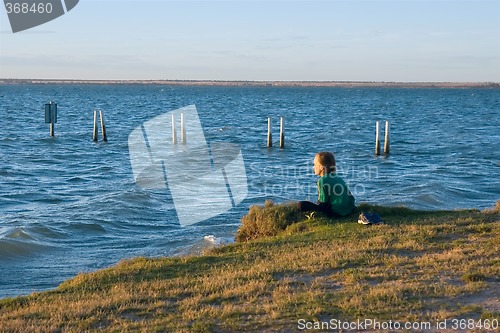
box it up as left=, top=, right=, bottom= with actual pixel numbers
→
left=1, top=84, right=499, bottom=298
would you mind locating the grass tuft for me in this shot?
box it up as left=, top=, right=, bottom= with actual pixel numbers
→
left=235, top=200, right=304, bottom=242
left=462, top=273, right=487, bottom=283
left=484, top=199, right=500, bottom=214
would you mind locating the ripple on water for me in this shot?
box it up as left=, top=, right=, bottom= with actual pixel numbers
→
left=0, top=227, right=60, bottom=260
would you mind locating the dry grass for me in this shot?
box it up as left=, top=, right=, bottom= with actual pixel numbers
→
left=0, top=202, right=499, bottom=332
left=236, top=200, right=304, bottom=242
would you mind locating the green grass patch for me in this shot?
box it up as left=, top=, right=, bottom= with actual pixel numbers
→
left=0, top=202, right=499, bottom=332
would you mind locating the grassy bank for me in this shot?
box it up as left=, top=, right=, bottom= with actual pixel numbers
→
left=1, top=203, right=499, bottom=332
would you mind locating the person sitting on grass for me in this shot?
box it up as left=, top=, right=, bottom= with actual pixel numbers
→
left=298, top=151, right=356, bottom=217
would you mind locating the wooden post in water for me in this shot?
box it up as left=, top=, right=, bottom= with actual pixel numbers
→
left=172, top=113, right=177, bottom=144
left=99, top=110, right=108, bottom=142
left=375, top=121, right=380, bottom=155
left=93, top=110, right=98, bottom=142
left=49, top=123, right=54, bottom=137
left=267, top=117, right=272, bottom=147
left=279, top=116, right=285, bottom=149
left=384, top=120, right=390, bottom=155
left=180, top=113, right=186, bottom=145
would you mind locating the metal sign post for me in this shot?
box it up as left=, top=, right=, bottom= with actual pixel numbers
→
left=44, top=102, right=57, bottom=137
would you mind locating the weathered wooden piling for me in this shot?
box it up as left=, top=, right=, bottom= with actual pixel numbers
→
left=279, top=116, right=285, bottom=149
left=181, top=113, right=186, bottom=145
left=93, top=110, right=98, bottom=142
left=99, top=110, right=107, bottom=142
left=375, top=121, right=380, bottom=155
left=384, top=120, right=390, bottom=154
left=172, top=113, right=177, bottom=144
left=267, top=117, right=272, bottom=147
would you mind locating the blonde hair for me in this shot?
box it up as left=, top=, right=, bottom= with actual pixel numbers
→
left=315, top=152, right=336, bottom=174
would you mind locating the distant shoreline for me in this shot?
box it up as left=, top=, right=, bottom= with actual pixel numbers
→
left=1, top=78, right=499, bottom=88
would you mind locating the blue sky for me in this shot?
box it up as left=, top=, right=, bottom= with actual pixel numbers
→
left=0, top=0, right=499, bottom=81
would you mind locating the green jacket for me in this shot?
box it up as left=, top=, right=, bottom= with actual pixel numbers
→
left=317, top=173, right=356, bottom=216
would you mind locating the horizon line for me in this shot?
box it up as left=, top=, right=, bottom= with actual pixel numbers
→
left=1, top=78, right=499, bottom=88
